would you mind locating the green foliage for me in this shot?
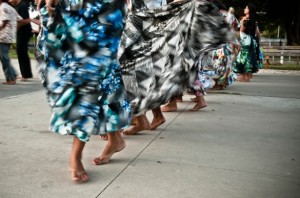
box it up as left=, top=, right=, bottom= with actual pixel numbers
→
left=219, top=0, right=300, bottom=44
left=9, top=36, right=36, bottom=59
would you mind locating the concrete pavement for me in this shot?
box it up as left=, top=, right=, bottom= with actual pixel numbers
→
left=0, top=59, right=300, bottom=198
left=0, top=59, right=42, bottom=99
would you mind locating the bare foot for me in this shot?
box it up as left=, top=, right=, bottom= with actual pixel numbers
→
left=69, top=159, right=88, bottom=182
left=123, top=115, right=150, bottom=135
left=238, top=78, right=250, bottom=82
left=190, top=96, right=207, bottom=111
left=100, top=135, right=108, bottom=140
left=93, top=133, right=126, bottom=165
left=236, top=75, right=244, bottom=82
left=237, top=74, right=250, bottom=82
left=123, top=125, right=147, bottom=135
left=161, top=100, right=177, bottom=112
left=129, top=116, right=138, bottom=126
left=150, top=117, right=166, bottom=130
left=190, top=103, right=207, bottom=111
left=2, top=80, right=16, bottom=85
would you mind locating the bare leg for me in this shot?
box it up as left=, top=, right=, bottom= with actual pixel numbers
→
left=123, top=114, right=151, bottom=135
left=161, top=98, right=177, bottom=112
left=69, top=136, right=88, bottom=182
left=246, top=73, right=251, bottom=81
left=190, top=95, right=207, bottom=111
left=240, top=74, right=250, bottom=82
left=130, top=116, right=138, bottom=126
left=150, top=107, right=166, bottom=130
left=237, top=74, right=244, bottom=81
left=245, top=74, right=251, bottom=81
left=93, top=131, right=125, bottom=165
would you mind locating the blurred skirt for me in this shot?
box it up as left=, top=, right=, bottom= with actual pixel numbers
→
left=118, top=0, right=234, bottom=115
left=36, top=0, right=131, bottom=142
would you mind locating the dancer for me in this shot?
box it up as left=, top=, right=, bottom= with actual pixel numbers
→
left=121, top=0, right=167, bottom=135
left=161, top=0, right=234, bottom=112
left=199, top=2, right=239, bottom=91
left=232, top=3, right=261, bottom=82
left=123, top=107, right=166, bottom=135
left=119, top=0, right=234, bottom=116
left=36, top=0, right=131, bottom=182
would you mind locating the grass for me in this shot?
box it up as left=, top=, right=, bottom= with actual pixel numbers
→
left=262, top=64, right=300, bottom=70
left=9, top=36, right=36, bottom=59
left=9, top=48, right=35, bottom=59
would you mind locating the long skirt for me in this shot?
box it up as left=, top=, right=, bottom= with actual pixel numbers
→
left=118, top=0, right=234, bottom=115
left=36, top=0, right=131, bottom=142
left=233, top=32, right=260, bottom=74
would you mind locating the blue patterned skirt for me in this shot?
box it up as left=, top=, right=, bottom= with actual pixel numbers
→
left=36, top=0, right=131, bottom=142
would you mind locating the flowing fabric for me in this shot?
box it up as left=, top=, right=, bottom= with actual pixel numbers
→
left=118, top=0, right=234, bottom=115
left=197, top=10, right=239, bottom=89
left=198, top=42, right=237, bottom=88
left=36, top=0, right=131, bottom=142
left=232, top=20, right=262, bottom=74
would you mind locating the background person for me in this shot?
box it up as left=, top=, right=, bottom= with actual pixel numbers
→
left=9, top=0, right=33, bottom=81
left=0, top=0, right=22, bottom=85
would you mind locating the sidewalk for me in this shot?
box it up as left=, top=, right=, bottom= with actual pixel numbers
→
left=0, top=59, right=42, bottom=99
left=0, top=60, right=300, bottom=197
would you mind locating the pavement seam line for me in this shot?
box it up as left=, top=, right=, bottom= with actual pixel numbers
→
left=96, top=102, right=191, bottom=197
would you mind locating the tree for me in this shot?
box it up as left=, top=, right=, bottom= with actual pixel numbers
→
left=25, top=0, right=300, bottom=45
left=265, top=0, right=300, bottom=45
left=220, top=0, right=300, bottom=45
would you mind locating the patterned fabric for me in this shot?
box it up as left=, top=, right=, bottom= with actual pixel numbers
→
left=197, top=10, right=238, bottom=88
left=118, top=0, right=234, bottom=115
left=144, top=0, right=167, bottom=9
left=197, top=51, right=215, bottom=89
left=211, top=44, right=237, bottom=85
left=0, top=2, right=22, bottom=43
left=233, top=31, right=260, bottom=74
left=36, top=0, right=131, bottom=142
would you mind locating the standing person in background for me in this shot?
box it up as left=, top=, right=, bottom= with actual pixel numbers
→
left=0, top=0, right=22, bottom=85
left=9, top=0, right=33, bottom=81
left=232, top=3, right=261, bottom=82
